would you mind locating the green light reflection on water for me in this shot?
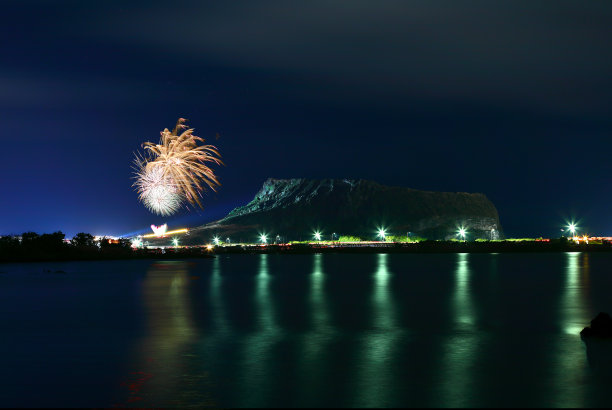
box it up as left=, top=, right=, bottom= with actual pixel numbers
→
left=546, top=252, right=592, bottom=407
left=561, top=252, right=591, bottom=335
left=353, top=253, right=401, bottom=407
left=254, top=254, right=278, bottom=333
left=237, top=254, right=282, bottom=407
left=307, top=254, right=334, bottom=344
left=455, top=253, right=475, bottom=328
left=435, top=253, right=479, bottom=407
left=210, top=256, right=229, bottom=335
left=295, top=254, right=336, bottom=406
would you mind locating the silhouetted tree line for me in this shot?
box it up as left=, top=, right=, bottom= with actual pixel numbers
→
left=0, top=231, right=133, bottom=262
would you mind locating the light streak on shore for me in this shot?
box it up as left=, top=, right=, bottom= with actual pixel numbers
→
left=141, top=228, right=189, bottom=238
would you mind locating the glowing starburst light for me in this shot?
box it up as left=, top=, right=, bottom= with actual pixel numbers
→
left=213, top=236, right=220, bottom=245
left=260, top=234, right=268, bottom=244
left=314, top=231, right=322, bottom=241
left=458, top=227, right=467, bottom=240
left=378, top=227, right=387, bottom=240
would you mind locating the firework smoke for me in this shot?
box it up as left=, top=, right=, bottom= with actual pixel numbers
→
left=133, top=119, right=223, bottom=215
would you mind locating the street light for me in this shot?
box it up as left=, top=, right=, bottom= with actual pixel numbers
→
left=213, top=236, right=220, bottom=245
left=314, top=231, right=322, bottom=241
left=568, top=223, right=577, bottom=237
left=260, top=234, right=268, bottom=244
left=172, top=238, right=179, bottom=247
left=458, top=227, right=467, bottom=241
left=378, top=227, right=387, bottom=241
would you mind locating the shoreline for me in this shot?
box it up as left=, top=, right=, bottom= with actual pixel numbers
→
left=211, top=241, right=612, bottom=254
left=3, top=240, right=611, bottom=263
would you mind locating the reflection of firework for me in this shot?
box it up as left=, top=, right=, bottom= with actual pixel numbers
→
left=133, top=161, right=183, bottom=216
left=133, top=118, right=223, bottom=215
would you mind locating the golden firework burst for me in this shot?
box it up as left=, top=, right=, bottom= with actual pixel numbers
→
left=133, top=118, right=223, bottom=215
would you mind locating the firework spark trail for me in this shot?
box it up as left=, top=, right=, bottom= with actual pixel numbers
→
left=132, top=118, right=223, bottom=216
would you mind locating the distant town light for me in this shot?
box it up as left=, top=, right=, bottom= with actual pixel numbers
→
left=213, top=236, right=220, bottom=245
left=378, top=227, right=387, bottom=240
left=173, top=238, right=179, bottom=247
left=260, top=234, right=268, bottom=244
left=314, top=231, right=322, bottom=241
left=568, top=223, right=577, bottom=236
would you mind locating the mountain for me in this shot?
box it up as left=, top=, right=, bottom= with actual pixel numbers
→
left=188, top=178, right=503, bottom=242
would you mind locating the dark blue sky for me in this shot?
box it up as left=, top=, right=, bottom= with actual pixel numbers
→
left=1, top=0, right=610, bottom=238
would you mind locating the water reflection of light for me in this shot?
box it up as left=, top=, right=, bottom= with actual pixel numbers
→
left=562, top=252, right=591, bottom=335
left=210, top=256, right=229, bottom=335
left=436, top=253, right=478, bottom=407
left=296, top=254, right=335, bottom=406
left=144, top=261, right=195, bottom=345
left=306, top=254, right=333, bottom=350
left=547, top=252, right=592, bottom=407
left=455, top=253, right=475, bottom=328
left=125, top=261, right=213, bottom=407
left=354, top=253, right=400, bottom=407
left=238, top=254, right=282, bottom=407
left=254, top=254, right=277, bottom=333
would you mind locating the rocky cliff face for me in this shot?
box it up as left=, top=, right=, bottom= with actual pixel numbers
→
left=194, top=178, right=503, bottom=241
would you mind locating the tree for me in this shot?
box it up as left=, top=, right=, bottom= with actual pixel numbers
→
left=0, top=235, right=20, bottom=257
left=21, top=231, right=40, bottom=244
left=71, top=232, right=95, bottom=248
left=38, top=231, right=66, bottom=252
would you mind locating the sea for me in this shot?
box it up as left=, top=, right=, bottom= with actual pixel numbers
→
left=1, top=252, right=611, bottom=407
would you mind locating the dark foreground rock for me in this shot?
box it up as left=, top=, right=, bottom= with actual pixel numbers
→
left=582, top=314, right=612, bottom=373
left=581, top=312, right=612, bottom=338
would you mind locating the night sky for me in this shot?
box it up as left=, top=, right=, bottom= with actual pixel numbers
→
left=1, top=1, right=610, bottom=238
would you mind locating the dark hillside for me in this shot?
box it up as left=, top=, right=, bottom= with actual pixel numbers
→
left=187, top=178, right=503, bottom=243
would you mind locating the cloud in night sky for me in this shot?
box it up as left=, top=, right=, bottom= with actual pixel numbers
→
left=0, top=71, right=150, bottom=107
left=85, top=0, right=612, bottom=116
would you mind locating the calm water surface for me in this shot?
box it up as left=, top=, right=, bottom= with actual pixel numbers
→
left=1, top=252, right=612, bottom=407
